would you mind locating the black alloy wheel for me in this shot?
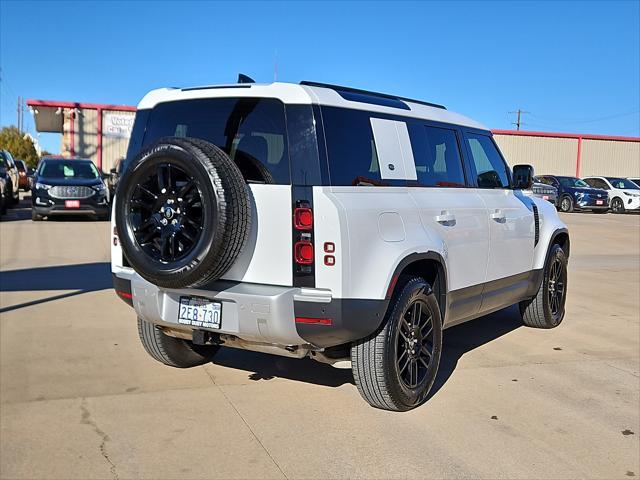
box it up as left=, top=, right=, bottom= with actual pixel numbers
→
left=351, top=276, right=443, bottom=411
left=547, top=255, right=566, bottom=321
left=115, top=137, right=250, bottom=289
left=396, top=299, right=435, bottom=389
left=129, top=162, right=205, bottom=263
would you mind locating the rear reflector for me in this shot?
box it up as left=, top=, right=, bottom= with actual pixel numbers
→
left=117, top=290, right=132, bottom=299
left=295, top=317, right=332, bottom=325
left=294, top=241, right=314, bottom=265
left=294, top=207, right=313, bottom=230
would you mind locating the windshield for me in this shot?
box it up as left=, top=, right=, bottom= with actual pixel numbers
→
left=558, top=177, right=589, bottom=188
left=39, top=160, right=100, bottom=179
left=606, top=177, right=639, bottom=190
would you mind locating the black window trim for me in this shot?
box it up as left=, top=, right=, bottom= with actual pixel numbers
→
left=317, top=105, right=482, bottom=189
left=461, top=128, right=513, bottom=190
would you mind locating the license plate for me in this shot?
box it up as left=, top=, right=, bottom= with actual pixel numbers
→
left=542, top=195, right=549, bottom=200
left=178, top=296, right=221, bottom=329
left=65, top=200, right=80, bottom=208
left=596, top=200, right=604, bottom=205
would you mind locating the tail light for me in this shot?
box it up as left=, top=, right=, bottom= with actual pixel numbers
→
left=294, top=241, right=314, bottom=265
left=294, top=207, right=313, bottom=230
left=292, top=197, right=315, bottom=287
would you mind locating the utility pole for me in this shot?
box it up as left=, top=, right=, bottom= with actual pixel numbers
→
left=509, top=109, right=529, bottom=131
left=17, top=96, right=22, bottom=132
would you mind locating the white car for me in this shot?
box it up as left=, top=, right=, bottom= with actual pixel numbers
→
left=111, top=80, right=570, bottom=411
left=582, top=176, right=640, bottom=213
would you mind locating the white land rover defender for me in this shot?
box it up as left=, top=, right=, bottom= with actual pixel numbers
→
left=112, top=80, right=569, bottom=411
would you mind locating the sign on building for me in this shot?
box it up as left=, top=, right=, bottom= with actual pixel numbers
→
left=104, top=112, right=134, bottom=138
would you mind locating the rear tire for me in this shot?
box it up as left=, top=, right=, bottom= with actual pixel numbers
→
left=137, top=317, right=219, bottom=368
left=559, top=195, right=574, bottom=213
left=520, top=244, right=568, bottom=329
left=351, top=277, right=443, bottom=411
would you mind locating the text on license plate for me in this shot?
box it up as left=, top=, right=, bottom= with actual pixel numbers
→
left=596, top=200, right=604, bottom=205
left=178, top=297, right=221, bottom=329
left=65, top=200, right=80, bottom=208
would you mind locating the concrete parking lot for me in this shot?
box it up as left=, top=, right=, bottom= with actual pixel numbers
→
left=1, top=194, right=638, bottom=480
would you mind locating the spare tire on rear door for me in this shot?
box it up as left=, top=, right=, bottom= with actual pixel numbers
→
left=115, top=137, right=251, bottom=289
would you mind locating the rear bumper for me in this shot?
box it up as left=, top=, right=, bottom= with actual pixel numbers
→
left=112, top=270, right=388, bottom=349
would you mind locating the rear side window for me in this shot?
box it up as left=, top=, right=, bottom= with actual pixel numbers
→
left=143, top=98, right=290, bottom=184
left=321, top=107, right=382, bottom=186
left=413, top=126, right=466, bottom=187
left=464, top=133, right=510, bottom=189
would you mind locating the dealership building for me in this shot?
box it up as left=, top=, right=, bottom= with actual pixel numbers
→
left=27, top=98, right=639, bottom=178
left=493, top=130, right=639, bottom=178
left=27, top=99, right=136, bottom=173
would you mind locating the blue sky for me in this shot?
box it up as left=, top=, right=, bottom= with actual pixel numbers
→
left=1, top=0, right=638, bottom=154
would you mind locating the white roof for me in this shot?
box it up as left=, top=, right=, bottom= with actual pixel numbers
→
left=137, top=82, right=487, bottom=131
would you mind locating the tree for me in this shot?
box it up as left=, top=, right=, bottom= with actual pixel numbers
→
left=0, top=126, right=39, bottom=167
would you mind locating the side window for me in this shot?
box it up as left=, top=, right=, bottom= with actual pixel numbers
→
left=465, top=133, right=510, bottom=189
left=321, top=107, right=383, bottom=186
left=595, top=179, right=609, bottom=190
left=412, top=126, right=466, bottom=187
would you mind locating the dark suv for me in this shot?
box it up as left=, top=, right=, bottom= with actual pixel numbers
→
left=31, top=157, right=110, bottom=221
left=536, top=175, right=609, bottom=213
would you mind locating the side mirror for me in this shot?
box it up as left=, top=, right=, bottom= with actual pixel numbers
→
left=512, top=164, right=534, bottom=190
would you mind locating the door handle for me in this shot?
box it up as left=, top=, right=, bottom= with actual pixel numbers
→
left=435, top=211, right=456, bottom=225
left=490, top=209, right=506, bottom=223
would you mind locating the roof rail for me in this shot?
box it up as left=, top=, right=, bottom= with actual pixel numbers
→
left=300, top=81, right=446, bottom=110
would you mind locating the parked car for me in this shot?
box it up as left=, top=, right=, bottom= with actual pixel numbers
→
left=31, top=157, right=110, bottom=221
left=536, top=175, right=609, bottom=213
left=0, top=176, right=6, bottom=216
left=14, top=160, right=31, bottom=191
left=0, top=149, right=20, bottom=206
left=107, top=157, right=126, bottom=200
left=112, top=80, right=570, bottom=411
left=527, top=181, right=558, bottom=206
left=629, top=177, right=640, bottom=187
left=583, top=176, right=640, bottom=214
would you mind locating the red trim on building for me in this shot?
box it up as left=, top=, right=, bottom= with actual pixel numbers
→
left=576, top=136, right=583, bottom=177
left=492, top=129, right=640, bottom=143
left=26, top=99, right=136, bottom=112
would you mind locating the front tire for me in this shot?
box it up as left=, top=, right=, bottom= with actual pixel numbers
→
left=611, top=197, right=625, bottom=214
left=520, top=244, right=568, bottom=329
left=351, top=277, right=443, bottom=411
left=559, top=195, right=574, bottom=213
left=137, top=317, right=219, bottom=368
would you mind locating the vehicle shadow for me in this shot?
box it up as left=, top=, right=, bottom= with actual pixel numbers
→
left=0, top=262, right=112, bottom=313
left=428, top=305, right=523, bottom=400
left=210, top=305, right=523, bottom=393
